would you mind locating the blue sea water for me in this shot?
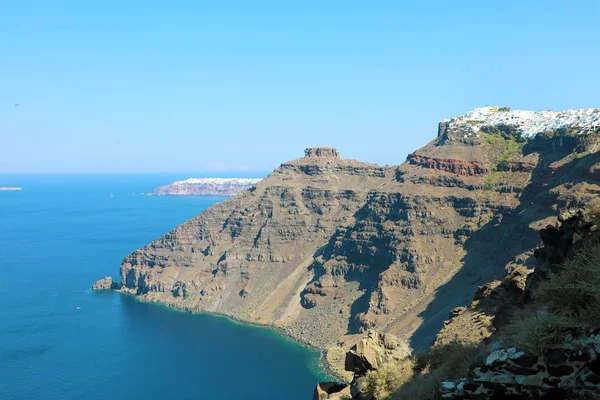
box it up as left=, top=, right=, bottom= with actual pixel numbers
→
left=0, top=174, right=329, bottom=400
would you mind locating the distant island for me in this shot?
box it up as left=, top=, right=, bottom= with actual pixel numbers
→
left=0, top=187, right=22, bottom=191
left=150, top=178, right=262, bottom=196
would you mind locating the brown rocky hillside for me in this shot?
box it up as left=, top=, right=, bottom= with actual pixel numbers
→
left=112, top=107, right=600, bottom=373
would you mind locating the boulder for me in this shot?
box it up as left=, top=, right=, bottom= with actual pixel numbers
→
left=349, top=376, right=368, bottom=400
left=345, top=330, right=411, bottom=376
left=312, top=382, right=351, bottom=400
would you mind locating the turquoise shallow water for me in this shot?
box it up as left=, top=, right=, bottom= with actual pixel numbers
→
left=0, top=174, right=329, bottom=400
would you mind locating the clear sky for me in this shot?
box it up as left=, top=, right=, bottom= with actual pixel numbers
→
left=2, top=1, right=599, bottom=173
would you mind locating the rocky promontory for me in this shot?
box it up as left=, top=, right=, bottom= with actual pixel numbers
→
left=99, top=107, right=600, bottom=376
left=92, top=276, right=119, bottom=290
left=150, top=178, right=262, bottom=196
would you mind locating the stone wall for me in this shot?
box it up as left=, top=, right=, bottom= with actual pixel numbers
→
left=440, top=331, right=600, bottom=399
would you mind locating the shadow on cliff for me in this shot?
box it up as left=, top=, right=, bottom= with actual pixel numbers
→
left=300, top=194, right=405, bottom=335
left=408, top=134, right=600, bottom=352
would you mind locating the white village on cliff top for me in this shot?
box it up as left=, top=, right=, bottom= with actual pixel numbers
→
left=448, top=106, right=600, bottom=138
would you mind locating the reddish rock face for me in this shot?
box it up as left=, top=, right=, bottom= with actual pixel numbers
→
left=501, top=161, right=536, bottom=173
left=407, top=153, right=489, bottom=176
left=304, top=147, right=340, bottom=158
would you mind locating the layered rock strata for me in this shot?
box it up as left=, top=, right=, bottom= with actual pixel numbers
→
left=107, top=108, right=600, bottom=370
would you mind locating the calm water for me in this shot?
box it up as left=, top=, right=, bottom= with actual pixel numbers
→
left=0, top=174, right=328, bottom=400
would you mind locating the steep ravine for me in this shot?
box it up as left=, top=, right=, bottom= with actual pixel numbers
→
left=99, top=108, right=600, bottom=375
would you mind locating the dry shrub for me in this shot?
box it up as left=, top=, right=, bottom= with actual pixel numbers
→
left=502, top=238, right=600, bottom=354
left=389, top=341, right=482, bottom=400
left=364, top=358, right=414, bottom=400
left=503, top=308, right=580, bottom=354
left=390, top=370, right=444, bottom=400
left=533, top=240, right=600, bottom=324
left=585, top=198, right=600, bottom=223
left=421, top=341, right=482, bottom=377
left=573, top=300, right=600, bottom=328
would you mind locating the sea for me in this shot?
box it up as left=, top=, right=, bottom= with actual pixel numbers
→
left=0, top=174, right=330, bottom=400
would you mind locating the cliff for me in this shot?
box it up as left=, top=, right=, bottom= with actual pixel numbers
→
left=151, top=178, right=262, bottom=196
left=111, top=107, right=600, bottom=371
left=316, top=204, right=600, bottom=400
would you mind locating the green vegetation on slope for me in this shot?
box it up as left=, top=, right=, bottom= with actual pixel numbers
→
left=480, top=126, right=525, bottom=191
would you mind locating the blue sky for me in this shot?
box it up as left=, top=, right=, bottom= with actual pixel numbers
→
left=2, top=1, right=599, bottom=173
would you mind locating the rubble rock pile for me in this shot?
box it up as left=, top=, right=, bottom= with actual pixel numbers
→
left=440, top=330, right=600, bottom=399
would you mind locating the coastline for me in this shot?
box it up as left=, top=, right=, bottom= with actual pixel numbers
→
left=113, top=289, right=346, bottom=383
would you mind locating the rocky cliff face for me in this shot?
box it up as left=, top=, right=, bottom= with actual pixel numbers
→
left=114, top=108, right=600, bottom=368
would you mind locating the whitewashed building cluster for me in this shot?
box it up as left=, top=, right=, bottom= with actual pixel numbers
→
left=172, top=178, right=263, bottom=186
left=446, top=106, right=600, bottom=138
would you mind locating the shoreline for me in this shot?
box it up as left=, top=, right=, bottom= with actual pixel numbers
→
left=113, top=289, right=346, bottom=383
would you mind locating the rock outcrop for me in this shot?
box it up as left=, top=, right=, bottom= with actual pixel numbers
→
left=344, top=331, right=412, bottom=376
left=316, top=330, right=411, bottom=400
left=406, top=153, right=489, bottom=176
left=108, top=108, right=600, bottom=372
left=305, top=147, right=340, bottom=158
left=432, top=265, right=530, bottom=349
left=313, top=382, right=351, bottom=400
left=525, top=209, right=594, bottom=298
left=92, top=276, right=118, bottom=290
